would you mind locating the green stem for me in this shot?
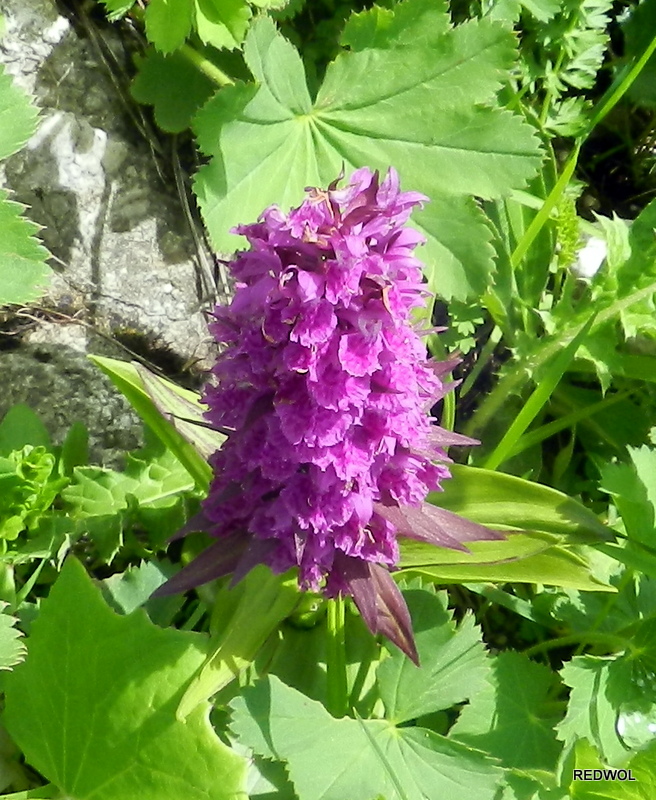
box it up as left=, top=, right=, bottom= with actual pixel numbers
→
left=510, top=141, right=581, bottom=271
left=586, top=33, right=656, bottom=134
left=460, top=326, right=502, bottom=398
left=442, top=390, right=455, bottom=433
left=509, top=31, right=656, bottom=283
left=129, top=6, right=235, bottom=87
left=179, top=43, right=235, bottom=87
left=465, top=279, right=656, bottom=437
left=523, top=632, right=633, bottom=659
left=326, top=596, right=348, bottom=718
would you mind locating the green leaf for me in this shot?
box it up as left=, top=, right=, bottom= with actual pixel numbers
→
left=556, top=656, right=629, bottom=767
left=623, top=0, right=656, bottom=108
left=600, top=445, right=656, bottom=547
left=58, top=421, right=89, bottom=477
left=0, top=405, right=50, bottom=456
left=340, top=0, right=450, bottom=50
left=100, top=559, right=183, bottom=626
left=483, top=312, right=597, bottom=470
left=63, top=448, right=193, bottom=516
left=99, top=0, right=135, bottom=21
left=0, top=602, right=25, bottom=670
left=131, top=48, right=216, bottom=133
left=88, top=356, right=216, bottom=490
left=0, top=63, right=39, bottom=160
left=194, top=0, right=251, bottom=50
left=134, top=362, right=225, bottom=462
left=193, top=5, right=541, bottom=300
left=177, top=566, right=300, bottom=718
left=570, top=738, right=656, bottom=799
left=230, top=675, right=503, bottom=800
left=431, top=465, right=612, bottom=543
left=3, top=557, right=246, bottom=800
left=402, top=544, right=614, bottom=592
left=145, top=0, right=194, bottom=53
left=0, top=191, right=51, bottom=306
left=451, top=651, right=563, bottom=771
left=377, top=587, right=490, bottom=724
left=0, top=64, right=50, bottom=307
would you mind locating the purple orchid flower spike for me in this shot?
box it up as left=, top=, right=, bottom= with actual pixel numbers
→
left=154, top=168, right=502, bottom=663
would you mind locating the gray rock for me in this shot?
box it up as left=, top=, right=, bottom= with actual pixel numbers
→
left=0, top=0, right=226, bottom=460
left=0, top=0, right=221, bottom=361
left=0, top=341, right=144, bottom=468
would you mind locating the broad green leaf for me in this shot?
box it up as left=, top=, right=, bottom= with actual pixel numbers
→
left=0, top=602, right=25, bottom=670
left=230, top=675, right=503, bottom=800
left=62, top=440, right=195, bottom=557
left=3, top=558, right=246, bottom=800
left=0, top=405, right=50, bottom=456
left=0, top=63, right=39, bottom=160
left=0, top=787, right=60, bottom=800
left=377, top=588, right=490, bottom=724
left=193, top=6, right=541, bottom=300
left=88, top=356, right=215, bottom=490
left=63, top=449, right=193, bottom=515
left=623, top=0, right=656, bottom=108
left=250, top=0, right=293, bottom=6
left=134, top=362, right=225, bottom=462
left=145, top=0, right=194, bottom=53
left=402, top=545, right=614, bottom=592
left=557, top=656, right=630, bottom=767
left=451, top=651, right=563, bottom=771
left=431, top=465, right=612, bottom=542
left=400, top=530, right=560, bottom=567
left=131, top=48, right=216, bottom=132
left=0, top=192, right=51, bottom=306
left=194, top=0, right=251, bottom=50
left=569, top=738, right=656, bottom=799
left=602, top=445, right=656, bottom=545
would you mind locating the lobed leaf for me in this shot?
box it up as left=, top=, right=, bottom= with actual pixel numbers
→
left=230, top=674, right=503, bottom=800
left=0, top=601, right=26, bottom=670
left=3, top=557, right=246, bottom=800
left=145, top=0, right=194, bottom=53
left=131, top=48, right=217, bottom=133
left=451, top=651, right=563, bottom=771
left=0, top=63, right=39, bottom=160
left=193, top=2, right=542, bottom=300
left=377, top=587, right=490, bottom=724
left=0, top=192, right=51, bottom=306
